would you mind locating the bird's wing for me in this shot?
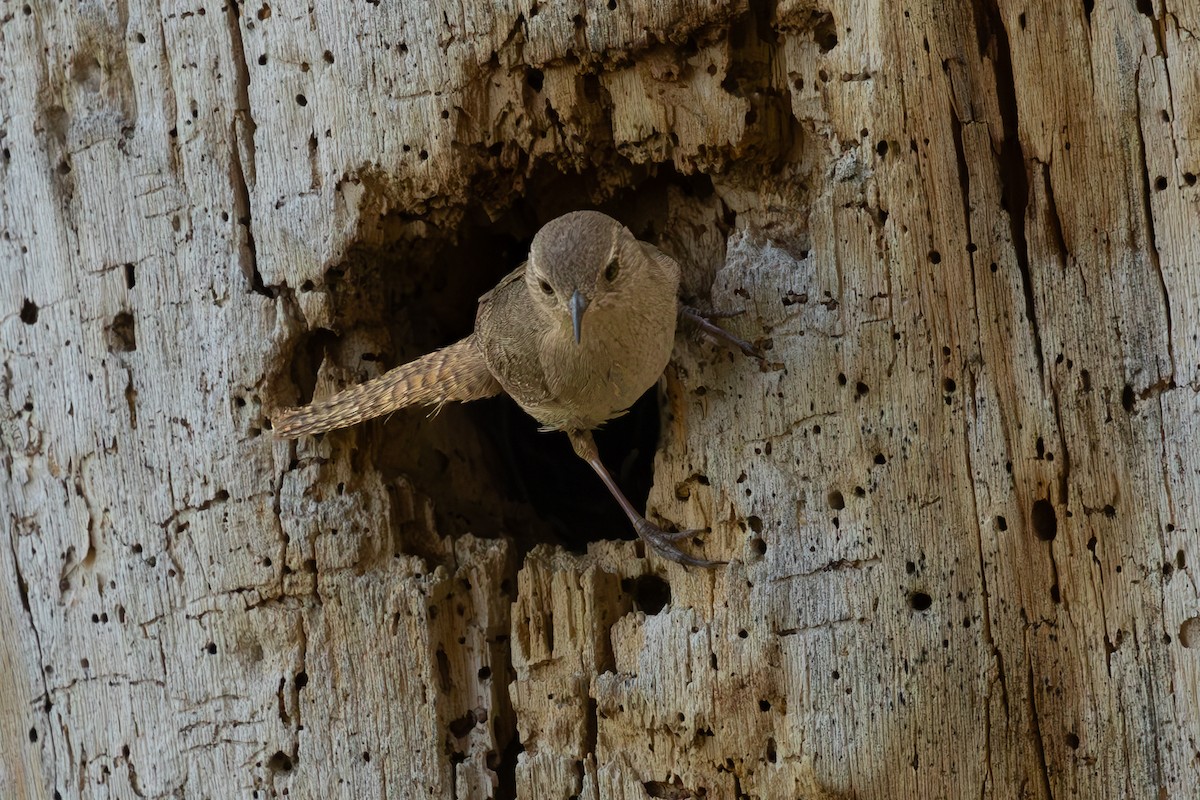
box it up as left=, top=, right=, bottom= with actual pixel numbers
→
left=475, top=262, right=554, bottom=406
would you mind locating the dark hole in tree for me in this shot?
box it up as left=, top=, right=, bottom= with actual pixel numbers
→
left=278, top=164, right=723, bottom=560
left=493, top=735, right=523, bottom=800
left=493, top=385, right=659, bottom=550
left=106, top=312, right=137, bottom=353
left=623, top=573, right=671, bottom=615
left=909, top=591, right=932, bottom=611
left=1031, top=499, right=1057, bottom=541
left=1121, top=383, right=1135, bottom=412
left=814, top=13, right=838, bottom=53
left=266, top=750, right=293, bottom=772
left=448, top=709, right=478, bottom=738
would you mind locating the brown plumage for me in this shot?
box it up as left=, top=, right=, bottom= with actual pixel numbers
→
left=272, top=210, right=754, bottom=566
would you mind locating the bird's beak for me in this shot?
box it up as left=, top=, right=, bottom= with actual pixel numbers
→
left=570, top=289, right=588, bottom=344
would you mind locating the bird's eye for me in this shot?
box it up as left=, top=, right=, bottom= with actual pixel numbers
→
left=604, top=258, right=620, bottom=282
left=539, top=279, right=554, bottom=295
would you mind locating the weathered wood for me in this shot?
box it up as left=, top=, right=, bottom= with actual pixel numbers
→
left=2, top=1, right=1197, bottom=798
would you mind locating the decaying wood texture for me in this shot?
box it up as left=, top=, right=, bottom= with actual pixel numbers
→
left=2, top=0, right=1197, bottom=798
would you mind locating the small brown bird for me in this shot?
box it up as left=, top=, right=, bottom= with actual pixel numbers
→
left=273, top=210, right=754, bottom=566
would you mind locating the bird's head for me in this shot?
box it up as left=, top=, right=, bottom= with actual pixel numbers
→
left=526, top=210, right=635, bottom=344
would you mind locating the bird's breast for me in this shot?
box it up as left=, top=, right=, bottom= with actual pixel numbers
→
left=530, top=299, right=676, bottom=430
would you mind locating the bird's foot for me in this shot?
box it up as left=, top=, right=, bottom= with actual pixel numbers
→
left=695, top=307, right=746, bottom=320
left=634, top=519, right=725, bottom=568
left=680, top=306, right=763, bottom=360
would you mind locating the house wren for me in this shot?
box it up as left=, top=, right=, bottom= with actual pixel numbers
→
left=273, top=210, right=753, bottom=566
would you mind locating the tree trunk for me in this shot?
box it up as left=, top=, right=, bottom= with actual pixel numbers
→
left=3, top=1, right=1197, bottom=798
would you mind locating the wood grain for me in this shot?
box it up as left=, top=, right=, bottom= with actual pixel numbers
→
left=1, top=1, right=1196, bottom=798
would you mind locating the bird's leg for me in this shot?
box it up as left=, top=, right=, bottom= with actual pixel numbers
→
left=567, top=430, right=723, bottom=568
left=679, top=305, right=762, bottom=360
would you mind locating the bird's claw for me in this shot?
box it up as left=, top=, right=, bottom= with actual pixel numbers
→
left=711, top=328, right=762, bottom=360
left=680, top=306, right=764, bottom=361
left=634, top=520, right=725, bottom=568
left=698, top=307, right=746, bottom=320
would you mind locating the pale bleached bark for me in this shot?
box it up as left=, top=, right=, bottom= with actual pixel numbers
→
left=2, top=1, right=1198, bottom=798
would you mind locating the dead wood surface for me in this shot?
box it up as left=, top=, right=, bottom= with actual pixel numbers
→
left=2, top=1, right=1198, bottom=798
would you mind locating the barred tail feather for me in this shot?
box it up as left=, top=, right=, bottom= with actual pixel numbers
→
left=272, top=336, right=501, bottom=438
